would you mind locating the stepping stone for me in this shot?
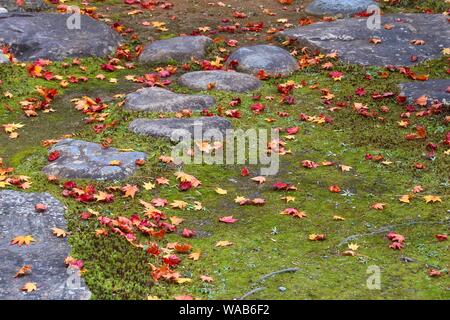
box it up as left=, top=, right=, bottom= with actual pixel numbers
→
left=280, top=14, right=450, bottom=66
left=0, top=190, right=91, bottom=300
left=306, top=0, right=376, bottom=17
left=124, top=87, right=215, bottom=112
left=139, top=36, right=212, bottom=64
left=129, top=117, right=232, bottom=141
left=226, top=45, right=299, bottom=76
left=0, top=13, right=122, bottom=61
left=42, top=139, right=146, bottom=181
left=399, top=79, right=450, bottom=105
left=0, top=0, right=47, bottom=12
left=178, top=70, right=262, bottom=93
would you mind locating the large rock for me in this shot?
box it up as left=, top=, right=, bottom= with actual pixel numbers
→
left=124, top=87, right=215, bottom=112
left=399, top=79, right=450, bottom=105
left=42, top=139, right=146, bottom=181
left=306, top=0, right=376, bottom=17
left=178, top=70, right=262, bottom=93
left=129, top=117, right=232, bottom=141
left=0, top=0, right=47, bottom=12
left=226, top=45, right=299, bottom=76
left=280, top=14, right=450, bottom=66
left=139, top=36, right=212, bottom=64
left=0, top=190, right=90, bottom=300
left=0, top=13, right=122, bottom=61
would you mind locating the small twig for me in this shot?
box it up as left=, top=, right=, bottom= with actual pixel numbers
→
left=256, top=268, right=300, bottom=283
left=337, top=219, right=450, bottom=247
left=239, top=287, right=265, bottom=300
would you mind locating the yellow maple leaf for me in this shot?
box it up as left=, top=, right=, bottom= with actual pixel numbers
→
left=11, top=235, right=35, bottom=246
left=348, top=243, right=359, bottom=251
left=215, top=187, right=227, bottom=195
left=21, top=282, right=37, bottom=293
left=176, top=278, right=192, bottom=284
left=399, top=194, right=412, bottom=203
left=143, top=181, right=156, bottom=190
left=170, top=200, right=188, bottom=209
left=423, top=195, right=442, bottom=203
left=215, top=240, right=233, bottom=247
left=52, top=227, right=68, bottom=238
left=188, top=251, right=201, bottom=261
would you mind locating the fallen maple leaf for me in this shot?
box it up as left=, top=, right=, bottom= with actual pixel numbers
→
left=52, top=227, right=68, bottom=238
left=15, top=265, right=31, bottom=278
left=215, top=240, right=233, bottom=247
left=423, top=195, right=442, bottom=203
left=21, top=282, right=37, bottom=293
left=215, top=187, right=227, bottom=195
left=219, top=216, right=238, bottom=224
left=200, top=275, right=214, bottom=283
left=11, top=235, right=35, bottom=246
left=251, top=176, right=266, bottom=184
left=188, top=251, right=201, bottom=261
left=371, top=203, right=386, bottom=210
left=122, top=184, right=139, bottom=198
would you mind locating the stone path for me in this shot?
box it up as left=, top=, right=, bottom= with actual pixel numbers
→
left=0, top=190, right=90, bottom=300
left=178, top=70, right=262, bottom=93
left=42, top=139, right=146, bottom=181
left=280, top=14, right=450, bottom=66
left=0, top=0, right=47, bottom=12
left=0, top=13, right=122, bottom=61
left=139, top=35, right=212, bottom=64
left=124, top=87, right=215, bottom=112
left=306, top=0, right=376, bottom=17
left=129, top=117, right=232, bottom=141
left=226, top=45, right=299, bottom=76
left=399, top=79, right=450, bottom=105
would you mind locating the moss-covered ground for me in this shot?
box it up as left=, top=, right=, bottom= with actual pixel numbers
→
left=0, top=0, right=449, bottom=300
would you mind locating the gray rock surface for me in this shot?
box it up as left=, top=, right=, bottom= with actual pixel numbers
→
left=129, top=117, right=232, bottom=141
left=0, top=190, right=90, bottom=300
left=0, top=0, right=47, bottom=12
left=280, top=14, right=450, bottom=66
left=399, top=79, right=450, bottom=105
left=124, top=87, right=215, bottom=112
left=139, top=36, right=212, bottom=64
left=42, top=139, right=146, bottom=181
left=306, top=0, right=376, bottom=17
left=0, top=7, right=7, bottom=14
left=226, top=45, right=299, bottom=76
left=0, top=13, right=122, bottom=61
left=178, top=70, right=262, bottom=92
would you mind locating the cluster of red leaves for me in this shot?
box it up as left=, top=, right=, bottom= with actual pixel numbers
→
left=20, top=86, right=58, bottom=117
left=387, top=232, right=406, bottom=250
left=0, top=160, right=31, bottom=190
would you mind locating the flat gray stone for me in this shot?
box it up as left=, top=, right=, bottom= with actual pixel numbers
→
left=280, top=14, right=450, bottom=66
left=178, top=70, right=262, bottom=93
left=129, top=117, right=232, bottom=141
left=0, top=7, right=7, bottom=14
left=0, top=190, right=91, bottom=300
left=124, top=87, right=215, bottom=112
left=306, top=0, right=376, bottom=17
left=42, top=139, right=146, bottom=181
left=399, top=79, right=450, bottom=105
left=226, top=45, right=299, bottom=76
left=0, top=13, right=122, bottom=61
left=0, top=0, right=47, bottom=12
left=139, top=36, right=212, bottom=64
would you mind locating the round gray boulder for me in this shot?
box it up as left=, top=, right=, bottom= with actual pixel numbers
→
left=226, top=45, right=299, bottom=76
left=178, top=70, right=262, bottom=93
left=139, top=36, right=213, bottom=64
left=0, top=13, right=122, bottom=61
left=306, top=0, right=376, bottom=17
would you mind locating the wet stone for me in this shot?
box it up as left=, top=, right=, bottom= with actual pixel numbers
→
left=178, top=70, right=262, bottom=93
left=280, top=14, right=450, bottom=66
left=124, top=87, right=215, bottom=112
left=0, top=190, right=91, bottom=300
left=42, top=139, right=146, bottom=181
left=129, top=117, right=232, bottom=141
left=399, top=79, right=450, bottom=105
left=226, top=45, right=299, bottom=76
left=139, top=36, right=212, bottom=64
left=0, top=13, right=122, bottom=61
left=306, top=0, right=376, bottom=17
